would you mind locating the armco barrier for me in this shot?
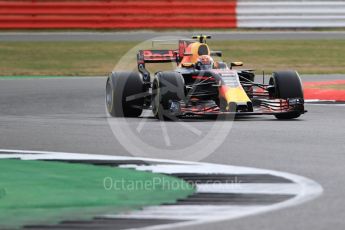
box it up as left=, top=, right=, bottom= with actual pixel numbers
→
left=237, top=0, right=345, bottom=28
left=0, top=0, right=237, bottom=29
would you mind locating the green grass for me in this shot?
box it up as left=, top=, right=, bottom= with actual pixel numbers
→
left=0, top=41, right=137, bottom=76
left=321, top=84, right=345, bottom=90
left=0, top=40, right=344, bottom=76
left=307, top=84, right=345, bottom=90
left=208, top=40, right=345, bottom=75
left=0, top=159, right=194, bottom=229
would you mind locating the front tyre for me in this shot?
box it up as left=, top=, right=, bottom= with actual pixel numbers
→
left=275, top=112, right=301, bottom=120
left=106, top=72, right=144, bottom=117
left=269, top=71, right=304, bottom=120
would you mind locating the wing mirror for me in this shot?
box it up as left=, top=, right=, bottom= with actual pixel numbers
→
left=230, top=62, right=243, bottom=69
left=210, top=51, right=222, bottom=57
left=181, top=62, right=194, bottom=68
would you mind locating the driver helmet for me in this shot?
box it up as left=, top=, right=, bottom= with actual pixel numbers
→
left=196, top=55, right=214, bottom=70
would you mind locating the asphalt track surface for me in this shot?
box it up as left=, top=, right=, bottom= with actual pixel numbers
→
left=0, top=75, right=344, bottom=230
left=1, top=31, right=345, bottom=41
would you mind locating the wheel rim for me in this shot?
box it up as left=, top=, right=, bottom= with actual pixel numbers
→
left=106, top=79, right=113, bottom=112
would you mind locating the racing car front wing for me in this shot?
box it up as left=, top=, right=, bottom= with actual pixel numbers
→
left=172, top=98, right=306, bottom=117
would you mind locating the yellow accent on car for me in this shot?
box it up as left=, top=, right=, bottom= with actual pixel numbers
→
left=189, top=42, right=210, bottom=63
left=181, top=62, right=194, bottom=68
left=223, top=87, right=251, bottom=105
left=230, top=62, right=244, bottom=67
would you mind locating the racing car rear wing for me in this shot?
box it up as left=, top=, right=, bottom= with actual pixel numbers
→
left=137, top=49, right=178, bottom=84
left=137, top=50, right=177, bottom=64
left=136, top=37, right=215, bottom=84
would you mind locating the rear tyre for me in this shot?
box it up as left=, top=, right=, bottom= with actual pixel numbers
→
left=106, top=72, right=144, bottom=117
left=152, top=72, right=185, bottom=121
left=269, top=71, right=304, bottom=120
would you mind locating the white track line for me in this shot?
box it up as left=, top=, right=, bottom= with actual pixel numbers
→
left=305, top=99, right=337, bottom=103
left=0, top=149, right=323, bottom=230
left=106, top=205, right=267, bottom=220
left=120, top=164, right=270, bottom=174
left=196, top=183, right=301, bottom=195
left=307, top=104, right=345, bottom=107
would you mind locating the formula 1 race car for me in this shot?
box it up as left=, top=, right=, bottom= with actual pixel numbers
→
left=106, top=35, right=306, bottom=120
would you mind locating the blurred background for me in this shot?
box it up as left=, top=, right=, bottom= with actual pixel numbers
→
left=0, top=1, right=345, bottom=230
left=0, top=0, right=344, bottom=29
left=0, top=0, right=345, bottom=30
